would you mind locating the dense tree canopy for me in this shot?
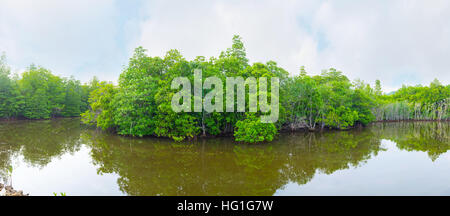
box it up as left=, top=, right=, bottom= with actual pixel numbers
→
left=79, top=35, right=449, bottom=142
left=0, top=54, right=98, bottom=120
left=374, top=79, right=450, bottom=121
left=1, top=36, right=449, bottom=143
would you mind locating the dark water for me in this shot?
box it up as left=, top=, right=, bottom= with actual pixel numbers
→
left=0, top=119, right=449, bottom=196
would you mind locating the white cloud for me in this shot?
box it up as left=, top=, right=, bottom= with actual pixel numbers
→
left=137, top=0, right=450, bottom=92
left=0, top=0, right=129, bottom=82
left=311, top=0, right=450, bottom=92
left=137, top=0, right=320, bottom=73
left=0, top=0, right=449, bottom=92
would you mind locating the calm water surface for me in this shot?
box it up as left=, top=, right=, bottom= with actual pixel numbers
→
left=0, top=119, right=449, bottom=195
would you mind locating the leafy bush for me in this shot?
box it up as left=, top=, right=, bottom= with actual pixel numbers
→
left=234, top=114, right=278, bottom=143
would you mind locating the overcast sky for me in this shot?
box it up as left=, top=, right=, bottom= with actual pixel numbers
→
left=1, top=0, right=449, bottom=92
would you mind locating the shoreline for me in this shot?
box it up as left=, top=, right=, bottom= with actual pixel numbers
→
left=0, top=116, right=81, bottom=122
left=0, top=183, right=28, bottom=196
left=1, top=118, right=448, bottom=142
left=373, top=119, right=450, bottom=122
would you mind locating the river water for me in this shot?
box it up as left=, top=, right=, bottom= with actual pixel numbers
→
left=0, top=119, right=449, bottom=195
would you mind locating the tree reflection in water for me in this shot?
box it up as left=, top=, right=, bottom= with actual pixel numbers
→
left=373, top=122, right=449, bottom=161
left=0, top=119, right=82, bottom=181
left=0, top=119, right=448, bottom=195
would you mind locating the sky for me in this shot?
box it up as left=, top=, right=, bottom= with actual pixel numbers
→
left=0, top=0, right=449, bottom=93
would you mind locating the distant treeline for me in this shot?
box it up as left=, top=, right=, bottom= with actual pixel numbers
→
left=374, top=82, right=449, bottom=121
left=1, top=35, right=449, bottom=142
left=0, top=55, right=101, bottom=119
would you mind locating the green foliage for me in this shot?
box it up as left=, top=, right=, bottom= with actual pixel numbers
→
left=323, top=106, right=359, bottom=129
left=282, top=68, right=378, bottom=130
left=283, top=71, right=324, bottom=130
left=2, top=35, right=448, bottom=143
left=234, top=114, right=277, bottom=143
left=80, top=35, right=449, bottom=142
left=0, top=56, right=94, bottom=120
left=0, top=54, right=22, bottom=118
left=112, top=47, right=162, bottom=137
left=19, top=66, right=57, bottom=119
left=53, top=192, right=67, bottom=196
left=351, top=81, right=376, bottom=125
left=61, top=78, right=83, bottom=117
left=81, top=82, right=116, bottom=130
left=81, top=36, right=285, bottom=142
left=374, top=79, right=450, bottom=121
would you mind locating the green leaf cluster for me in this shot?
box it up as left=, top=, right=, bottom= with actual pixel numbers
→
left=0, top=54, right=97, bottom=120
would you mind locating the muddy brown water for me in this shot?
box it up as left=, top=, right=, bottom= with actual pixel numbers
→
left=0, top=119, right=449, bottom=195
